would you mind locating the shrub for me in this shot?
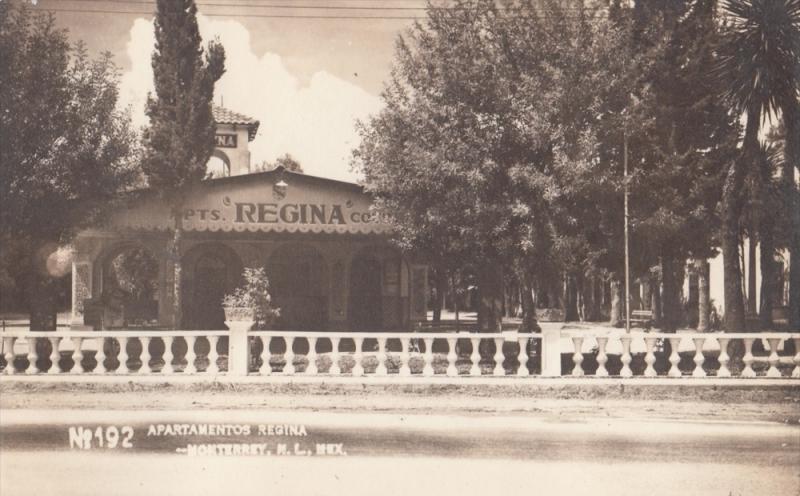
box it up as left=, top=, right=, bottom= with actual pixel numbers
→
left=222, top=267, right=280, bottom=329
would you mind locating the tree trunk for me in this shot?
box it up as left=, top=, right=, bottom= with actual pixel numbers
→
left=759, top=145, right=776, bottom=329
left=432, top=269, right=446, bottom=323
left=661, top=256, right=684, bottom=332
left=28, top=271, right=58, bottom=332
left=477, top=265, right=503, bottom=332
left=564, top=272, right=579, bottom=322
left=610, top=278, right=622, bottom=327
left=519, top=273, right=538, bottom=333
left=747, top=233, right=758, bottom=316
left=171, top=211, right=183, bottom=330
left=722, top=110, right=758, bottom=332
left=783, top=102, right=800, bottom=329
left=651, top=272, right=662, bottom=328
left=696, top=259, right=710, bottom=332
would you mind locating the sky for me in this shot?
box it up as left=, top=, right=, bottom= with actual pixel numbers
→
left=27, top=0, right=432, bottom=182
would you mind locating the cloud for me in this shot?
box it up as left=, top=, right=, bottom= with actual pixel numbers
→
left=118, top=15, right=382, bottom=182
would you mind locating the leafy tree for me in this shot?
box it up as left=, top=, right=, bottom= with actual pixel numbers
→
left=141, top=0, right=225, bottom=328
left=0, top=4, right=138, bottom=326
left=714, top=0, right=800, bottom=331
left=254, top=153, right=304, bottom=174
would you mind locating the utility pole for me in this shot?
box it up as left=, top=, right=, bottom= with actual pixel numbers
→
left=624, top=131, right=631, bottom=333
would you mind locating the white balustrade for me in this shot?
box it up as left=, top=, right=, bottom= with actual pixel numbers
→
left=1, top=329, right=797, bottom=381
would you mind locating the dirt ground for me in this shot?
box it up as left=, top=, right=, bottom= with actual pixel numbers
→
left=2, top=381, right=798, bottom=424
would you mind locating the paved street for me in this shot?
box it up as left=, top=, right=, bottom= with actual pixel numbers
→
left=2, top=408, right=798, bottom=496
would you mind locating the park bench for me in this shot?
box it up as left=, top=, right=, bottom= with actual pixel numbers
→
left=630, top=310, right=653, bottom=329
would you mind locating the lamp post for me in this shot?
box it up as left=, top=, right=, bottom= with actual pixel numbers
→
left=624, top=131, right=631, bottom=334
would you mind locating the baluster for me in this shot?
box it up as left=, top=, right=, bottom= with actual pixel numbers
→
left=352, top=337, right=364, bottom=376
left=470, top=337, right=482, bottom=376
left=329, top=337, right=341, bottom=375
left=446, top=337, right=458, bottom=377
left=93, top=337, right=105, bottom=374
left=517, top=336, right=530, bottom=377
left=742, top=338, right=755, bottom=378
left=26, top=337, right=39, bottom=374
left=162, top=337, right=174, bottom=374
left=691, top=337, right=706, bottom=378
left=717, top=338, right=731, bottom=378
left=259, top=336, right=272, bottom=375
left=620, top=335, right=633, bottom=378
left=140, top=337, right=152, bottom=374
left=71, top=337, right=84, bottom=374
left=375, top=337, right=388, bottom=376
left=792, top=337, right=800, bottom=379
left=306, top=337, right=318, bottom=375
left=283, top=337, right=296, bottom=375
left=595, top=337, right=609, bottom=377
left=766, top=338, right=782, bottom=378
left=399, top=338, right=411, bottom=377
left=493, top=337, right=505, bottom=376
left=570, top=337, right=584, bottom=377
left=116, top=337, right=129, bottom=374
left=3, top=337, right=16, bottom=374
left=183, top=337, right=196, bottom=374
left=422, top=338, right=434, bottom=377
left=644, top=337, right=658, bottom=377
left=667, top=337, right=682, bottom=377
left=207, top=336, right=219, bottom=374
left=48, top=337, right=62, bottom=374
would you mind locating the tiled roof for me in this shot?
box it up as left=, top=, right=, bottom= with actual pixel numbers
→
left=212, top=105, right=260, bottom=141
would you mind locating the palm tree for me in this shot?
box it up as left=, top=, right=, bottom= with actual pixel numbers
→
left=714, top=0, right=800, bottom=331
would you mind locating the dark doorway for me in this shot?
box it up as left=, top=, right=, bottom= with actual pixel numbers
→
left=349, top=257, right=383, bottom=330
left=267, top=244, right=328, bottom=331
left=191, top=254, right=228, bottom=330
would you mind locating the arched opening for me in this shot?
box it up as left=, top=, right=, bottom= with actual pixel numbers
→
left=349, top=256, right=383, bottom=330
left=266, top=244, right=328, bottom=330
left=207, top=150, right=231, bottom=178
left=99, top=244, right=160, bottom=327
left=182, top=243, right=243, bottom=330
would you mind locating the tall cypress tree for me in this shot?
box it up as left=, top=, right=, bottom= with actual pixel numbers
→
left=142, top=0, right=225, bottom=328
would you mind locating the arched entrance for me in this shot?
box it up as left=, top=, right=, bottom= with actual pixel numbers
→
left=349, top=256, right=383, bottom=330
left=182, top=243, right=243, bottom=330
left=97, top=243, right=160, bottom=327
left=267, top=244, right=328, bottom=330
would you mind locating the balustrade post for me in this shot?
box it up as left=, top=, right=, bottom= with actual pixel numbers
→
left=3, top=337, right=16, bottom=374
left=376, top=338, right=388, bottom=376
left=541, top=326, right=562, bottom=377
left=446, top=337, right=458, bottom=377
left=620, top=335, right=633, bottom=378
left=766, top=338, right=782, bottom=378
left=259, top=336, right=272, bottom=375
left=183, top=337, right=196, bottom=374
left=306, top=337, right=318, bottom=375
left=667, top=337, right=682, bottom=378
left=117, top=337, right=129, bottom=374
left=329, top=337, right=341, bottom=375
left=283, top=337, right=296, bottom=375
left=422, top=338, right=434, bottom=377
left=93, top=337, right=105, bottom=374
left=26, top=337, right=39, bottom=374
left=207, top=336, right=219, bottom=374
left=571, top=337, right=584, bottom=377
left=517, top=336, right=530, bottom=377
left=742, top=338, right=756, bottom=378
left=596, top=337, right=609, bottom=377
left=48, top=337, right=62, bottom=374
left=162, top=337, right=174, bottom=374
left=691, top=338, right=706, bottom=378
left=399, top=338, right=411, bottom=377
left=470, top=337, right=482, bottom=376
left=140, top=337, right=152, bottom=374
left=226, top=320, right=253, bottom=376
left=792, top=337, right=800, bottom=379
left=351, top=337, right=363, bottom=377
left=644, top=337, right=658, bottom=377
left=492, top=337, right=504, bottom=376
left=71, top=337, right=84, bottom=374
left=717, top=338, right=731, bottom=378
